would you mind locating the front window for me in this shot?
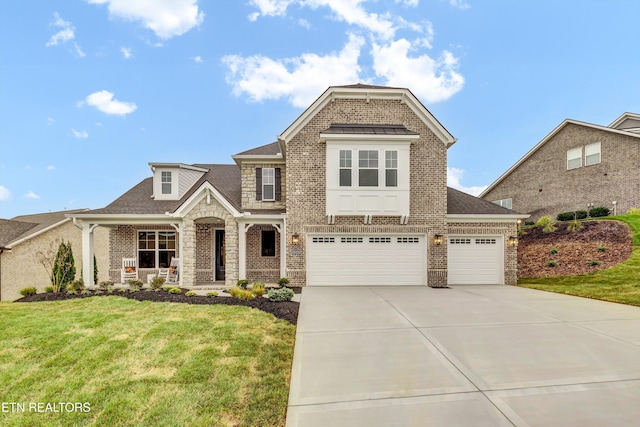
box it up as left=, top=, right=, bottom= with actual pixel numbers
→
left=585, top=142, right=601, bottom=166
left=385, top=151, right=398, bottom=187
left=138, top=231, right=176, bottom=268
left=339, top=150, right=352, bottom=187
left=358, top=150, right=378, bottom=187
left=161, top=171, right=172, bottom=194
left=262, top=168, right=275, bottom=201
left=567, top=147, right=582, bottom=170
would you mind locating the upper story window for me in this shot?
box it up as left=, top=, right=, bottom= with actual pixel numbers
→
left=492, top=198, right=512, bottom=209
left=255, top=167, right=281, bottom=201
left=339, top=150, right=352, bottom=187
left=567, top=147, right=582, bottom=170
left=358, top=150, right=379, bottom=186
left=585, top=142, right=601, bottom=166
left=385, top=151, right=398, bottom=187
left=161, top=171, right=172, bottom=194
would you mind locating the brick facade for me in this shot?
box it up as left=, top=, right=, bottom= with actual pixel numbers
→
left=483, top=123, right=640, bottom=221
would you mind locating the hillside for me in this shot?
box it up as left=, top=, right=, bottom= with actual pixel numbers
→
left=518, top=220, right=633, bottom=278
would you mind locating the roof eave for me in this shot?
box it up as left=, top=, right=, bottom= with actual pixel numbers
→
left=447, top=213, right=530, bottom=221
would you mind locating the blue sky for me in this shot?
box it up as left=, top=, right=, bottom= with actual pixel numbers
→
left=1, top=0, right=639, bottom=219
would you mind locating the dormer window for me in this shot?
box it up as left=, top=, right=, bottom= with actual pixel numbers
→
left=255, top=167, right=281, bottom=202
left=161, top=171, right=172, bottom=194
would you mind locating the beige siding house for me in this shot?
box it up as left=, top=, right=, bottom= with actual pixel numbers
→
left=481, top=113, right=640, bottom=221
left=0, top=210, right=109, bottom=301
left=71, top=85, right=527, bottom=289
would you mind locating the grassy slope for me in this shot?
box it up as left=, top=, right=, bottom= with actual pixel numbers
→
left=0, top=297, right=295, bottom=427
left=518, top=214, right=640, bottom=306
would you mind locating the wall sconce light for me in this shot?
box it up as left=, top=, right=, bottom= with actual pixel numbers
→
left=292, top=232, right=300, bottom=244
left=508, top=236, right=518, bottom=247
left=433, top=234, right=443, bottom=246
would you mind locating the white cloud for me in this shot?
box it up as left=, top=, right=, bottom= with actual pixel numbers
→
left=0, top=186, right=10, bottom=202
left=46, top=12, right=85, bottom=57
left=47, top=117, right=55, bottom=125
left=396, top=0, right=419, bottom=5
left=46, top=165, right=56, bottom=171
left=193, top=55, right=203, bottom=63
left=23, top=191, right=40, bottom=200
left=87, top=0, right=204, bottom=39
left=83, top=90, right=137, bottom=116
left=371, top=38, right=464, bottom=103
left=447, top=167, right=487, bottom=196
left=223, top=34, right=364, bottom=108
left=449, top=0, right=470, bottom=10
left=120, top=47, right=134, bottom=59
left=248, top=0, right=294, bottom=20
left=70, top=129, right=89, bottom=139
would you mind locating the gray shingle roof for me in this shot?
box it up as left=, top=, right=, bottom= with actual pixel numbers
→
left=234, top=141, right=281, bottom=156
left=1, top=209, right=87, bottom=247
left=84, top=164, right=242, bottom=215
left=322, top=124, right=418, bottom=135
left=447, top=187, right=521, bottom=215
left=334, top=83, right=403, bottom=90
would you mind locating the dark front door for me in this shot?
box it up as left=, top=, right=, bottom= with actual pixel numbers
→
left=215, top=229, right=225, bottom=281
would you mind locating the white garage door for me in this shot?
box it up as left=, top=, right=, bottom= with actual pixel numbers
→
left=307, top=234, right=426, bottom=286
left=447, top=236, right=504, bottom=285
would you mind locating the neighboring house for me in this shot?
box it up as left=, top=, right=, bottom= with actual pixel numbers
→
left=0, top=209, right=109, bottom=301
left=71, top=85, right=527, bottom=289
left=481, top=112, right=640, bottom=221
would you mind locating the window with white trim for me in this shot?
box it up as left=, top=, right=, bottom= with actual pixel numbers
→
left=585, top=142, right=601, bottom=166
left=567, top=147, right=582, bottom=170
left=358, top=150, right=378, bottom=186
left=262, top=168, right=275, bottom=201
left=138, top=231, right=176, bottom=268
left=492, top=198, right=512, bottom=209
left=161, top=171, right=172, bottom=194
left=385, top=151, right=398, bottom=187
left=339, top=150, right=352, bottom=187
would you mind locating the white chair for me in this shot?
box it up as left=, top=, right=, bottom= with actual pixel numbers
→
left=166, top=257, right=180, bottom=284
left=121, top=258, right=138, bottom=283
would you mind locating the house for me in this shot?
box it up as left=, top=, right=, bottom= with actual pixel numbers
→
left=70, top=85, right=527, bottom=289
left=0, top=209, right=109, bottom=301
left=481, top=113, right=640, bottom=221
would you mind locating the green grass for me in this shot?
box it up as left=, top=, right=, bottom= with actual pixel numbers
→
left=518, top=214, right=640, bottom=306
left=0, top=297, right=296, bottom=427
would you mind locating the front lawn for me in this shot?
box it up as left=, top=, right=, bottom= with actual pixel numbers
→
left=0, top=297, right=296, bottom=427
left=518, top=214, right=640, bottom=306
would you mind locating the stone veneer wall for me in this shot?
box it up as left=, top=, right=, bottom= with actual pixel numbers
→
left=245, top=224, right=281, bottom=283
left=241, top=162, right=287, bottom=210
left=446, top=221, right=519, bottom=285
left=1, top=221, right=109, bottom=301
left=285, top=98, right=448, bottom=287
left=483, top=123, right=640, bottom=221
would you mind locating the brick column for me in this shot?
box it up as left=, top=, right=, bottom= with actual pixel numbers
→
left=182, top=219, right=196, bottom=286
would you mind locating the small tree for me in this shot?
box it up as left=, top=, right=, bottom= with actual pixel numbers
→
left=38, top=240, right=75, bottom=293
left=94, top=254, right=98, bottom=285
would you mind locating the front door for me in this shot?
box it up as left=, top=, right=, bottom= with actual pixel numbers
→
left=215, top=229, right=225, bottom=281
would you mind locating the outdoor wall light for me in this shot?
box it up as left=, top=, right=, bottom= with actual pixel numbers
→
left=433, top=234, right=443, bottom=246
left=292, top=232, right=300, bottom=244
left=508, top=236, right=518, bottom=247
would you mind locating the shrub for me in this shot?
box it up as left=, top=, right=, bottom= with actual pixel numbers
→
left=277, top=277, right=290, bottom=288
left=206, top=291, right=218, bottom=298
left=52, top=241, right=76, bottom=290
left=549, top=248, right=558, bottom=254
left=185, top=291, right=197, bottom=297
left=99, top=280, right=114, bottom=291
left=229, top=287, right=255, bottom=300
left=567, top=219, right=583, bottom=233
left=67, top=279, right=85, bottom=293
left=149, top=276, right=166, bottom=290
left=67, top=289, right=77, bottom=295
left=597, top=245, right=607, bottom=252
left=547, top=260, right=558, bottom=267
left=251, top=282, right=266, bottom=297
left=588, top=260, right=602, bottom=266
left=128, top=279, right=144, bottom=291
left=162, top=285, right=174, bottom=292
left=20, top=287, right=37, bottom=297
left=524, top=221, right=535, bottom=226
left=236, top=279, right=249, bottom=289
left=627, top=207, right=640, bottom=215
left=268, top=287, right=294, bottom=302
left=168, top=287, right=182, bottom=294
left=44, top=286, right=53, bottom=293
left=81, top=289, right=91, bottom=295
left=557, top=211, right=588, bottom=221
left=589, top=206, right=610, bottom=217
left=536, top=216, right=557, bottom=233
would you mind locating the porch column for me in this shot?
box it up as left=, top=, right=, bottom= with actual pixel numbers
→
left=182, top=219, right=196, bottom=286
left=274, top=222, right=286, bottom=279
left=81, top=223, right=97, bottom=286
left=238, top=222, right=252, bottom=280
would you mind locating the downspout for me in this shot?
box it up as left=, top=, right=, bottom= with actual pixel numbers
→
left=0, top=247, right=5, bottom=301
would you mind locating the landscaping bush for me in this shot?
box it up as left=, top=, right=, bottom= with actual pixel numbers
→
left=547, top=260, right=558, bottom=267
left=162, top=285, right=174, bottom=292
left=268, top=287, right=294, bottom=302
left=236, top=279, right=249, bottom=290
left=127, top=279, right=144, bottom=291
left=185, top=291, right=197, bottom=297
left=20, top=287, right=37, bottom=297
left=567, top=219, right=583, bottom=233
left=557, top=210, right=588, bottom=221
left=277, top=277, right=290, bottom=288
left=627, top=207, right=640, bottom=215
left=168, top=287, right=182, bottom=294
left=98, top=280, right=114, bottom=291
left=67, top=279, right=85, bottom=293
left=229, top=287, right=255, bottom=300
left=588, top=260, right=602, bottom=266
left=549, top=248, right=558, bottom=254
left=589, top=206, right=610, bottom=217
left=536, top=216, right=557, bottom=233
left=44, top=286, right=53, bottom=293
left=149, top=276, right=166, bottom=290
left=251, top=282, right=266, bottom=297
left=597, top=245, right=607, bottom=252
left=524, top=221, right=535, bottom=226
left=206, top=291, right=218, bottom=298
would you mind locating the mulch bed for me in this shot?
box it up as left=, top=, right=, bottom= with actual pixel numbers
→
left=518, top=220, right=633, bottom=278
left=16, top=289, right=300, bottom=325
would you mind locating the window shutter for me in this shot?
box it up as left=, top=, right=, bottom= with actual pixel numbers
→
left=275, top=168, right=281, bottom=201
left=256, top=168, right=262, bottom=201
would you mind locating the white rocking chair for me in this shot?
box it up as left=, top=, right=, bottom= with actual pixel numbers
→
left=121, top=258, right=138, bottom=283
left=166, top=257, right=180, bottom=284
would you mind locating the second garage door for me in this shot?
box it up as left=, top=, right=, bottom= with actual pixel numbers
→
left=447, top=236, right=504, bottom=285
left=306, top=234, right=426, bottom=286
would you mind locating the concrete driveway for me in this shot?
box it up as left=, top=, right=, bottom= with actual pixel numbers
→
left=286, top=285, right=640, bottom=426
